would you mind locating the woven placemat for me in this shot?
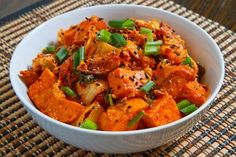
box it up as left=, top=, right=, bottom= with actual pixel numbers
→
left=0, top=0, right=235, bottom=156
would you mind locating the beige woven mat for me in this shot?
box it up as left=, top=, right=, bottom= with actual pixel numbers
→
left=0, top=0, right=235, bottom=156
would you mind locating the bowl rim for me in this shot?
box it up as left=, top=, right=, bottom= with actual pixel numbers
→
left=10, top=4, right=225, bottom=136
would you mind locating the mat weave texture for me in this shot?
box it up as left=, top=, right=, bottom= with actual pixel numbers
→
left=0, top=0, right=235, bottom=156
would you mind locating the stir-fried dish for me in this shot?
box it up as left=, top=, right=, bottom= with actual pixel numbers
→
left=20, top=16, right=209, bottom=131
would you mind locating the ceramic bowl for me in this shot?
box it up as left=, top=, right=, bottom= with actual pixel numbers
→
left=10, top=4, right=224, bottom=153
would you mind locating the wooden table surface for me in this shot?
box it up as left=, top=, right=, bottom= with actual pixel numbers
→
left=0, top=0, right=235, bottom=32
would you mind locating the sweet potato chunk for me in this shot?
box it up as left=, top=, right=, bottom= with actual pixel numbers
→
left=20, top=54, right=57, bottom=87
left=98, top=98, right=148, bottom=131
left=58, top=16, right=106, bottom=46
left=58, top=28, right=76, bottom=47
left=108, top=68, right=149, bottom=99
left=122, top=40, right=139, bottom=59
left=179, top=81, right=209, bottom=106
left=142, top=93, right=182, bottom=127
left=155, top=22, right=188, bottom=64
left=19, top=70, right=39, bottom=87
left=32, top=54, right=57, bottom=73
left=28, top=68, right=84, bottom=123
left=160, top=45, right=187, bottom=64
left=154, top=64, right=196, bottom=99
left=73, top=16, right=106, bottom=45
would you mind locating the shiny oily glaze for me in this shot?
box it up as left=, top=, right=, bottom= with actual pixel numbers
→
left=20, top=16, right=209, bottom=131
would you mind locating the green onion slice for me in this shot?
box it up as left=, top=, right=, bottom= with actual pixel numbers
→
left=73, top=47, right=85, bottom=70
left=144, top=45, right=160, bottom=56
left=108, top=20, right=123, bottom=28
left=140, top=27, right=152, bottom=34
left=108, top=94, right=114, bottom=106
left=43, top=45, right=56, bottom=53
left=147, top=35, right=153, bottom=42
left=143, top=40, right=163, bottom=56
left=180, top=104, right=198, bottom=115
left=78, top=47, right=85, bottom=63
left=146, top=40, right=163, bottom=46
left=56, top=47, right=68, bottom=63
left=110, top=33, right=127, bottom=47
left=128, top=111, right=145, bottom=128
left=177, top=99, right=192, bottom=109
left=73, top=51, right=80, bottom=70
left=80, top=119, right=97, bottom=130
left=97, top=29, right=111, bottom=43
left=122, top=19, right=135, bottom=29
left=108, top=19, right=135, bottom=29
left=140, top=80, right=155, bottom=93
left=61, top=86, right=77, bottom=98
left=140, top=27, right=153, bottom=41
left=182, top=56, right=192, bottom=67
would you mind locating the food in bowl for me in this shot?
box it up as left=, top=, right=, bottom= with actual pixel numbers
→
left=19, top=15, right=209, bottom=131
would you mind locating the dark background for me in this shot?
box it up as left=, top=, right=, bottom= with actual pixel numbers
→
left=0, top=0, right=235, bottom=31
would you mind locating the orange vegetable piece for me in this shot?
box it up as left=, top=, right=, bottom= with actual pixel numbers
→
left=32, top=54, right=58, bottom=73
left=160, top=45, right=187, bottom=64
left=59, top=28, right=76, bottom=47
left=155, top=22, right=188, bottom=64
left=28, top=68, right=84, bottom=123
left=154, top=64, right=196, bottom=99
left=98, top=98, right=149, bottom=131
left=58, top=16, right=106, bottom=47
left=19, top=70, right=39, bottom=87
left=142, top=93, right=182, bottom=127
left=179, top=81, right=209, bottom=106
left=122, top=40, right=139, bottom=60
left=108, top=68, right=149, bottom=99
left=73, top=16, right=106, bottom=45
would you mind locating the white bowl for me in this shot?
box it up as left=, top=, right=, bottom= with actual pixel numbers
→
left=10, top=4, right=224, bottom=154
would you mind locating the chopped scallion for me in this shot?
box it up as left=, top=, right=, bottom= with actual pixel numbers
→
left=73, top=52, right=80, bottom=70
left=182, top=56, right=192, bottom=66
left=56, top=47, right=68, bottom=63
left=146, top=40, right=163, bottom=46
left=122, top=19, right=135, bottom=29
left=128, top=111, right=145, bottom=128
left=180, top=104, right=197, bottom=115
left=140, top=27, right=152, bottom=34
left=108, top=19, right=135, bottom=29
left=80, top=119, right=97, bottom=130
left=97, top=29, right=111, bottom=43
left=108, top=20, right=123, bottom=28
left=140, top=80, right=155, bottom=93
left=78, top=47, right=85, bottom=63
left=110, top=33, right=127, bottom=47
left=177, top=99, right=192, bottom=110
left=143, top=40, right=163, bottom=56
left=140, top=27, right=153, bottom=41
left=108, top=94, right=113, bottom=106
left=43, top=45, right=56, bottom=53
left=61, top=86, right=77, bottom=98
left=144, top=45, right=160, bottom=56
left=147, top=34, right=153, bottom=42
left=73, top=47, right=85, bottom=70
